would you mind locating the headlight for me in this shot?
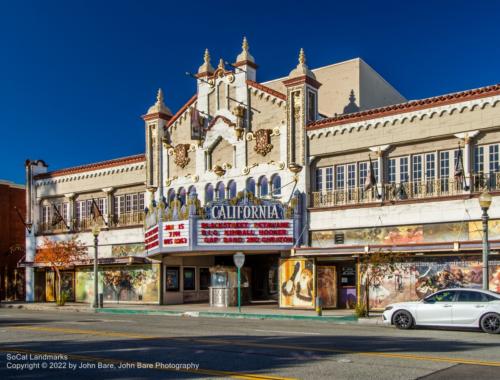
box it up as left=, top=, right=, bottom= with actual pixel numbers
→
left=384, top=306, right=393, bottom=311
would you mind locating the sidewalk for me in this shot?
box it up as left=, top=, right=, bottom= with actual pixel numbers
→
left=1, top=301, right=360, bottom=323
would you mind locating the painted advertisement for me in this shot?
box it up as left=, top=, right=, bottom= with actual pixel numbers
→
left=75, top=264, right=160, bottom=303
left=317, top=266, right=337, bottom=308
left=362, top=259, right=500, bottom=310
left=311, top=220, right=500, bottom=247
left=279, top=258, right=315, bottom=309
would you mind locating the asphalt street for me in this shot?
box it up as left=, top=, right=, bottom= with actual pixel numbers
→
left=0, top=308, right=499, bottom=379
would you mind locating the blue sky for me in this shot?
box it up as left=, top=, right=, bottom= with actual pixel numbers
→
left=1, top=0, right=499, bottom=184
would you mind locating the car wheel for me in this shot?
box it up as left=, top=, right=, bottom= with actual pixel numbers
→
left=392, top=310, right=414, bottom=330
left=480, top=313, right=500, bottom=334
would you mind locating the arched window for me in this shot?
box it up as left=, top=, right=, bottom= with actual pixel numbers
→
left=271, top=174, right=281, bottom=196
left=188, top=185, right=196, bottom=198
left=246, top=178, right=256, bottom=195
left=205, top=183, right=214, bottom=203
left=227, top=180, right=237, bottom=198
left=258, top=176, right=269, bottom=197
left=178, top=187, right=187, bottom=206
left=167, top=189, right=176, bottom=206
left=216, top=182, right=225, bottom=200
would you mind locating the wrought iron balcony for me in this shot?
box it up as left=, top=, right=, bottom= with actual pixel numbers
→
left=310, top=173, right=500, bottom=208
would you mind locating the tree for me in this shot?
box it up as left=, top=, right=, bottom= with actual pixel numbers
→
left=359, top=250, right=407, bottom=317
left=36, top=237, right=88, bottom=305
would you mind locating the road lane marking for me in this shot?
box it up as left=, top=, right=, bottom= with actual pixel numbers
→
left=0, top=347, right=294, bottom=380
left=9, top=325, right=500, bottom=368
left=253, top=329, right=321, bottom=335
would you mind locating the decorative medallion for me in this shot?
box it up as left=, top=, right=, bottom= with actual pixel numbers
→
left=173, top=144, right=191, bottom=168
left=254, top=129, right=273, bottom=156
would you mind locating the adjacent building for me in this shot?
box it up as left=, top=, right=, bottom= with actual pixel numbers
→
left=24, top=38, right=500, bottom=310
left=0, top=180, right=25, bottom=301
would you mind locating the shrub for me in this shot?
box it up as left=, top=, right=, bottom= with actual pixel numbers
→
left=354, top=302, right=368, bottom=318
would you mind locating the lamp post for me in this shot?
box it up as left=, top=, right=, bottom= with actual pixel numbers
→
left=478, top=190, right=492, bottom=290
left=91, top=223, right=101, bottom=309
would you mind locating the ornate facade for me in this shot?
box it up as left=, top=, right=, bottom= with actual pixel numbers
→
left=24, top=38, right=500, bottom=309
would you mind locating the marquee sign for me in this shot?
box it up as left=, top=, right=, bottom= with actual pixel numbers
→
left=144, top=192, right=299, bottom=254
left=144, top=221, right=190, bottom=254
left=197, top=220, right=293, bottom=246
left=199, top=196, right=294, bottom=247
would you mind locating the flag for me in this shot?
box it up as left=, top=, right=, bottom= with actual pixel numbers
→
left=190, top=107, right=203, bottom=140
left=51, top=203, right=66, bottom=228
left=90, top=198, right=103, bottom=221
left=364, top=156, right=377, bottom=191
left=455, top=145, right=469, bottom=190
left=454, top=148, right=464, bottom=180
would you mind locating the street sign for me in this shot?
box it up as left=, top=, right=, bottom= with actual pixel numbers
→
left=233, top=252, right=245, bottom=313
left=233, top=252, right=245, bottom=268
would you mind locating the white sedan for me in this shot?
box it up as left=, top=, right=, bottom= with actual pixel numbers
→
left=382, top=288, right=500, bottom=333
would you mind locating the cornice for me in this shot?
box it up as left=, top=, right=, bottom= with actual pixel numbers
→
left=308, top=94, right=500, bottom=140
left=308, top=84, right=500, bottom=136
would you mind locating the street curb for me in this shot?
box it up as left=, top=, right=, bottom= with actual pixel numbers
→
left=96, top=308, right=358, bottom=323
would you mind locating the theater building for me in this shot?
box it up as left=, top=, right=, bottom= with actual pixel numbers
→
left=24, top=38, right=500, bottom=310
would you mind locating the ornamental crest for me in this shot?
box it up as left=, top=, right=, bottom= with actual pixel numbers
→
left=174, top=144, right=191, bottom=168
left=254, top=129, right=273, bottom=156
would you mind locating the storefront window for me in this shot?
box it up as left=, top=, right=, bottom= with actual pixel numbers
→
left=165, top=267, right=179, bottom=291
left=183, top=268, right=195, bottom=291
left=199, top=268, right=210, bottom=290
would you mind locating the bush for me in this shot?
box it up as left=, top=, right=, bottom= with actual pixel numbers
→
left=56, top=291, right=69, bottom=306
left=354, top=302, right=368, bottom=318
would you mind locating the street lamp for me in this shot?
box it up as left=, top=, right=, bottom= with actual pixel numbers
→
left=479, top=190, right=492, bottom=290
left=91, top=223, right=101, bottom=309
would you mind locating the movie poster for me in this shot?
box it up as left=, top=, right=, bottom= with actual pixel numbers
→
left=45, top=271, right=55, bottom=302
left=361, top=259, right=500, bottom=310
left=75, top=265, right=160, bottom=303
left=279, top=258, right=315, bottom=309
left=317, top=266, right=337, bottom=308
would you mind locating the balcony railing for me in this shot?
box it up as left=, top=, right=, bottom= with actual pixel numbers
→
left=310, top=173, right=500, bottom=208
left=37, top=212, right=145, bottom=234
left=112, top=212, right=145, bottom=227
left=311, top=187, right=379, bottom=207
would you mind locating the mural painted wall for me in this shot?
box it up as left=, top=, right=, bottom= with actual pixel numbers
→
left=75, top=264, right=160, bottom=303
left=279, top=258, right=315, bottom=309
left=311, top=220, right=500, bottom=246
left=111, top=244, right=145, bottom=258
left=317, top=266, right=337, bottom=308
left=361, top=258, right=500, bottom=310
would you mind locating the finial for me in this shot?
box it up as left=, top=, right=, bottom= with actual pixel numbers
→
left=204, top=48, right=210, bottom=64
left=218, top=58, right=225, bottom=70
left=299, top=48, right=306, bottom=65
left=242, top=36, right=249, bottom=52
left=156, top=88, right=164, bottom=103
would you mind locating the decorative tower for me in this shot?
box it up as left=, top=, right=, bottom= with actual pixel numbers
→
left=142, top=88, right=173, bottom=206
left=197, top=48, right=214, bottom=79
left=234, top=36, right=257, bottom=81
left=283, top=49, right=321, bottom=248
left=282, top=48, right=321, bottom=168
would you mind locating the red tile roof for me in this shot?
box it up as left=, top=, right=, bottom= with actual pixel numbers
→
left=307, top=83, right=500, bottom=131
left=166, top=94, right=197, bottom=128
left=35, top=154, right=145, bottom=179
left=247, top=80, right=287, bottom=100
